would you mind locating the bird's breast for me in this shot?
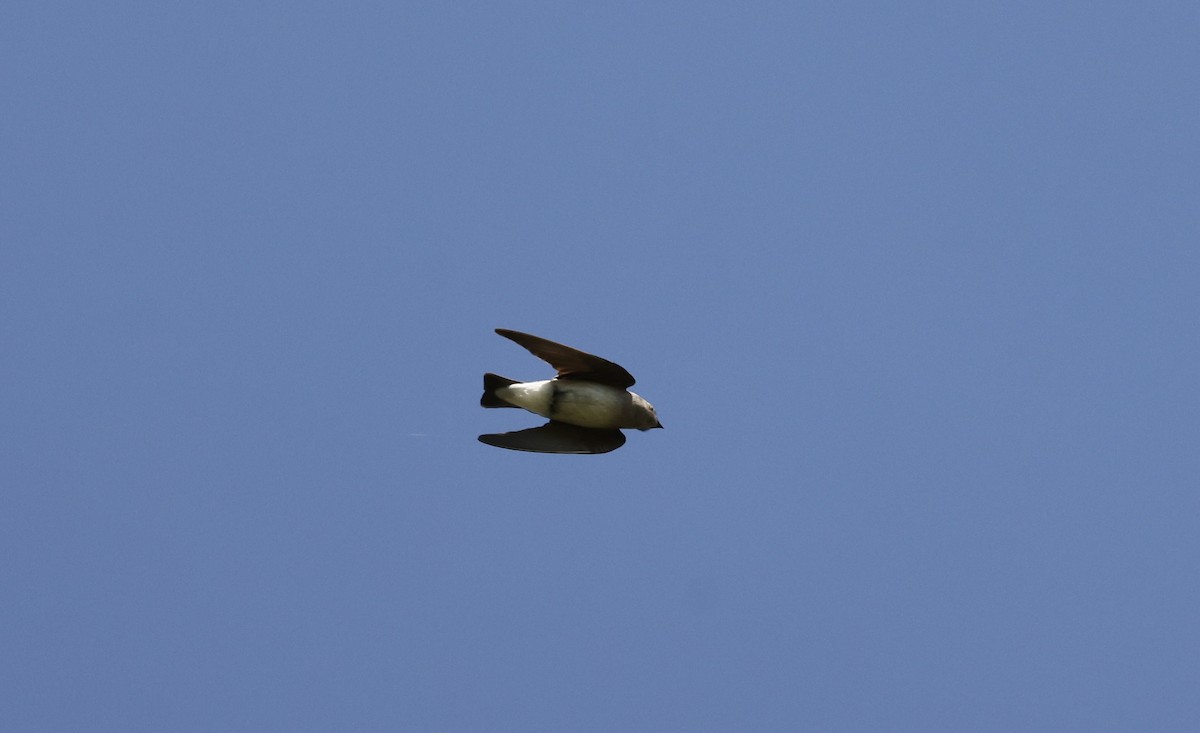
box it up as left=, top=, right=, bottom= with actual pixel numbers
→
left=545, top=381, right=630, bottom=428
left=498, top=380, right=630, bottom=428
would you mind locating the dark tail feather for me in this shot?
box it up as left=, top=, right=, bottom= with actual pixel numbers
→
left=481, top=373, right=520, bottom=408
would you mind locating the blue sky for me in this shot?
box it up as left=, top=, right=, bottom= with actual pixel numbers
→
left=3, top=2, right=1197, bottom=731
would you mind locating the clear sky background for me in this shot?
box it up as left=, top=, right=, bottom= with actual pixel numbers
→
left=3, top=2, right=1197, bottom=731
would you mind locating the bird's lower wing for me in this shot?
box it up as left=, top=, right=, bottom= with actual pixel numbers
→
left=478, top=421, right=626, bottom=454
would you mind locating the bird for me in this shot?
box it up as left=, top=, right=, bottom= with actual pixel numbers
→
left=478, top=328, right=662, bottom=454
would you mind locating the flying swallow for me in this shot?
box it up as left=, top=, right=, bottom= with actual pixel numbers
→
left=478, top=329, right=662, bottom=454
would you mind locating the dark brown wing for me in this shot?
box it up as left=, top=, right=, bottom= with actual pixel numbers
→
left=495, top=329, right=636, bottom=388
left=478, top=421, right=626, bottom=454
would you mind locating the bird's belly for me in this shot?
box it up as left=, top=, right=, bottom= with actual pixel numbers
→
left=547, top=382, right=628, bottom=428
left=499, top=380, right=629, bottom=428
left=496, top=380, right=556, bottom=416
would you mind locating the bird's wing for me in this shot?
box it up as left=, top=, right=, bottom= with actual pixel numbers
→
left=478, top=421, right=626, bottom=454
left=495, top=329, right=636, bottom=388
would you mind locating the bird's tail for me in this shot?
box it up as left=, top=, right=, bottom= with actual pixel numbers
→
left=481, top=373, right=520, bottom=408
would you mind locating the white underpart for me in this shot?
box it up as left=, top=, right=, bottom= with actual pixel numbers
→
left=497, top=380, right=636, bottom=429
left=548, top=382, right=631, bottom=428
left=496, top=380, right=556, bottom=416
